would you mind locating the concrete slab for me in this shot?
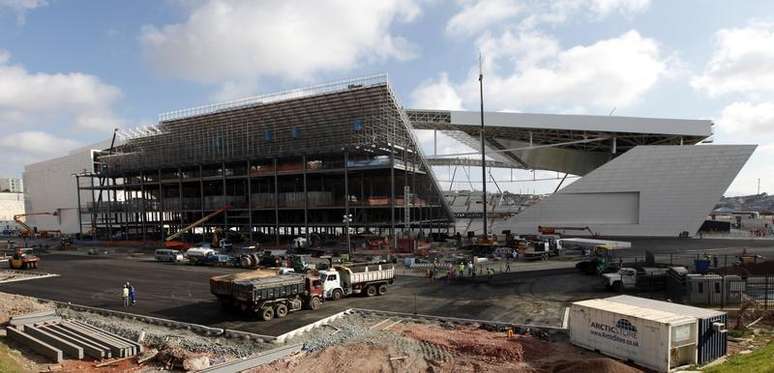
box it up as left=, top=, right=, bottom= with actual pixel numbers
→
left=57, top=323, right=130, bottom=358
left=44, top=324, right=110, bottom=359
left=23, top=324, right=84, bottom=359
left=6, top=326, right=63, bottom=363
left=62, top=322, right=135, bottom=356
left=70, top=320, right=143, bottom=354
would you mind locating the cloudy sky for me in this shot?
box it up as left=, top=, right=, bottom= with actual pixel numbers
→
left=0, top=0, right=772, bottom=196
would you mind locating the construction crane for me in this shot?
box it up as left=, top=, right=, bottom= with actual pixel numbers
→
left=13, top=212, right=61, bottom=238
left=164, top=206, right=230, bottom=250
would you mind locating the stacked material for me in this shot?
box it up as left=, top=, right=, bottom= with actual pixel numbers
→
left=6, top=310, right=142, bottom=363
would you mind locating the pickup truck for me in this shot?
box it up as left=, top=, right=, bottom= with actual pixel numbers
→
left=603, top=267, right=667, bottom=291
left=210, top=271, right=323, bottom=321
left=320, top=263, right=395, bottom=300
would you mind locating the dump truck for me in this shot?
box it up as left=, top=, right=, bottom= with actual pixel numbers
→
left=603, top=267, right=668, bottom=291
left=210, top=270, right=322, bottom=321
left=319, top=263, right=395, bottom=300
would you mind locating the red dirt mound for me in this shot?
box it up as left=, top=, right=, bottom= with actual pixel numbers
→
left=547, top=358, right=643, bottom=373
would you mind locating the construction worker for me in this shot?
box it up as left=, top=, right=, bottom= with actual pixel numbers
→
left=458, top=262, right=464, bottom=279
left=128, top=282, right=136, bottom=305
left=121, top=284, right=129, bottom=308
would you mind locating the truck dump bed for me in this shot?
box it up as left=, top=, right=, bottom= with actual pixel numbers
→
left=209, top=268, right=280, bottom=297
left=232, top=274, right=307, bottom=303
left=342, top=264, right=395, bottom=284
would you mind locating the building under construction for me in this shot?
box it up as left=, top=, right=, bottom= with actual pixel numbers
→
left=76, top=75, right=453, bottom=244
left=23, top=73, right=755, bottom=239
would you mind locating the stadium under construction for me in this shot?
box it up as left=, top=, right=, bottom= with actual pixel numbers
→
left=23, top=74, right=755, bottom=242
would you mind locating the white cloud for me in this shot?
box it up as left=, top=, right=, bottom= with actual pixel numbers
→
left=413, top=30, right=669, bottom=113
left=410, top=73, right=464, bottom=110
left=446, top=0, right=523, bottom=36
left=446, top=0, right=651, bottom=37
left=0, top=50, right=123, bottom=175
left=520, top=0, right=650, bottom=29
left=716, top=102, right=774, bottom=137
left=0, top=50, right=123, bottom=132
left=0, top=131, right=80, bottom=157
left=692, top=22, right=774, bottom=97
left=0, top=131, right=82, bottom=175
left=0, top=0, right=47, bottom=24
left=715, top=102, right=774, bottom=196
left=141, top=0, right=422, bottom=83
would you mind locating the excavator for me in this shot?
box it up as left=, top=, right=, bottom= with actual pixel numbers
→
left=13, top=212, right=62, bottom=239
left=164, top=206, right=230, bottom=250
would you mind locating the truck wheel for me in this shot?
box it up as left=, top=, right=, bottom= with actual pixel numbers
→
left=275, top=304, right=288, bottom=318
left=378, top=284, right=387, bottom=296
left=612, top=281, right=623, bottom=292
left=366, top=285, right=377, bottom=297
left=309, top=297, right=321, bottom=311
left=332, top=289, right=343, bottom=301
left=261, top=307, right=275, bottom=321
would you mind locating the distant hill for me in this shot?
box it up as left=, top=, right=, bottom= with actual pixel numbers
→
left=715, top=193, right=774, bottom=213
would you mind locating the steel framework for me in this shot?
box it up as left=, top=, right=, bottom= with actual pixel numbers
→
left=77, top=75, right=454, bottom=245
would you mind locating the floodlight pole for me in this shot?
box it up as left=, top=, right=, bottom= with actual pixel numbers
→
left=479, top=54, right=487, bottom=238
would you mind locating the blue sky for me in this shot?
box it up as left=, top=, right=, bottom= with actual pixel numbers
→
left=1, top=0, right=773, bottom=196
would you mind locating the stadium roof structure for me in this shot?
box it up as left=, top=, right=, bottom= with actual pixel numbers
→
left=407, top=109, right=714, bottom=175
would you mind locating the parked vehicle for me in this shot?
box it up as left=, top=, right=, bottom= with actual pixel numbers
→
left=603, top=267, right=667, bottom=291
left=320, top=263, right=395, bottom=300
left=154, top=249, right=181, bottom=262
left=210, top=272, right=322, bottom=321
left=185, top=247, right=217, bottom=264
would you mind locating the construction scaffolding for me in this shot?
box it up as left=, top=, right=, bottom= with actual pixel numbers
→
left=77, top=74, right=454, bottom=245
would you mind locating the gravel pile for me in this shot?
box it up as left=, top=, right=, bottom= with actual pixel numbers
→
left=56, top=308, right=268, bottom=361
left=293, top=314, right=379, bottom=352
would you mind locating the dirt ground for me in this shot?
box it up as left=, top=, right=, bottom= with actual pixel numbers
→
left=253, top=322, right=643, bottom=373
left=0, top=290, right=53, bottom=324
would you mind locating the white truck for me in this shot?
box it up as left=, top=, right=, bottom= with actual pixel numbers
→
left=603, top=267, right=667, bottom=291
left=320, top=263, right=395, bottom=300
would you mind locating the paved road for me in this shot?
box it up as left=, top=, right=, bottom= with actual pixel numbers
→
left=4, top=237, right=769, bottom=336
left=0, top=253, right=600, bottom=336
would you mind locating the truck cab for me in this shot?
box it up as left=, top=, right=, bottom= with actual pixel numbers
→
left=603, top=267, right=638, bottom=291
left=320, top=269, right=345, bottom=300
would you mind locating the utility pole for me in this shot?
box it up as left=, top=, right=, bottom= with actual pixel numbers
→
left=343, top=213, right=353, bottom=258
left=479, top=53, right=487, bottom=238
left=758, top=178, right=761, bottom=195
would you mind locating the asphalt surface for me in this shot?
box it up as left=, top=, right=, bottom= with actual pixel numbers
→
left=2, top=237, right=772, bottom=336
left=0, top=253, right=600, bottom=336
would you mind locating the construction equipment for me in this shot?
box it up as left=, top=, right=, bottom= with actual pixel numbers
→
left=164, top=206, right=230, bottom=250
left=320, top=263, right=395, bottom=300
left=210, top=272, right=323, bottom=321
left=538, top=225, right=598, bottom=238
left=9, top=248, right=39, bottom=269
left=13, top=212, right=61, bottom=239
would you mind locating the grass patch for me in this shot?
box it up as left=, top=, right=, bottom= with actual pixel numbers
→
left=0, top=337, right=30, bottom=373
left=704, top=341, right=774, bottom=373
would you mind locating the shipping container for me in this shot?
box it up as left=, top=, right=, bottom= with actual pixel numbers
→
left=570, top=299, right=698, bottom=372
left=605, top=295, right=727, bottom=364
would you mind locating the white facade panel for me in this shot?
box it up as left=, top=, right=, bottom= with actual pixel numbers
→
left=506, top=145, right=755, bottom=237
left=22, top=148, right=95, bottom=234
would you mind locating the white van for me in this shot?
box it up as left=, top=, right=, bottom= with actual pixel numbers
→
left=155, top=249, right=180, bottom=262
